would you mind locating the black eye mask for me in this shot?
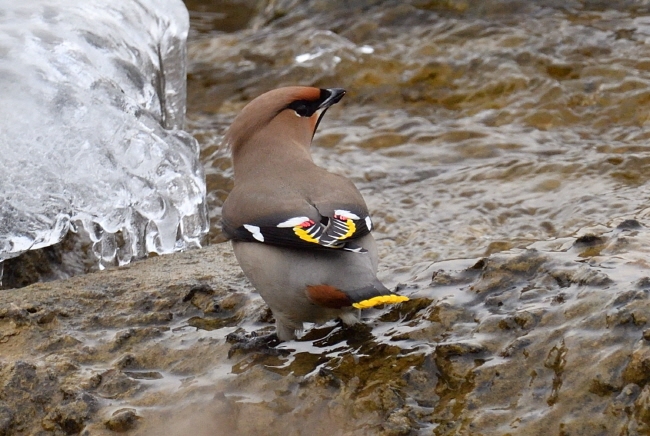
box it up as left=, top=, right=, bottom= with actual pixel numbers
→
left=286, top=88, right=345, bottom=117
left=287, top=99, right=319, bottom=117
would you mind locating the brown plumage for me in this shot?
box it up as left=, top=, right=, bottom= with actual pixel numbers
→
left=221, top=86, right=408, bottom=341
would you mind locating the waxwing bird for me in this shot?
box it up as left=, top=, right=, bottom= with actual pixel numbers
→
left=221, top=86, right=408, bottom=342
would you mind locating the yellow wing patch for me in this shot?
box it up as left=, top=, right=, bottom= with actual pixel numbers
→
left=352, top=295, right=410, bottom=309
left=337, top=218, right=355, bottom=240
left=294, top=226, right=319, bottom=243
left=267, top=213, right=372, bottom=250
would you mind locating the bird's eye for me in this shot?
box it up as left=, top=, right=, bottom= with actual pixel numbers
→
left=294, top=103, right=309, bottom=116
left=288, top=100, right=314, bottom=117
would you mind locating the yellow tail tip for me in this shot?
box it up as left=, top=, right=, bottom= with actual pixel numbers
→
left=352, top=295, right=410, bottom=309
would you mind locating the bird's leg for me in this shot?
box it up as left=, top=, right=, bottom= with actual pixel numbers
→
left=339, top=311, right=360, bottom=326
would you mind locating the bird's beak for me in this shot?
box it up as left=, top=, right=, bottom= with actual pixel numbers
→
left=312, top=88, right=346, bottom=139
left=318, top=88, right=346, bottom=110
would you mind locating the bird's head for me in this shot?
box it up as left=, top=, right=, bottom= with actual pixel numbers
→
left=224, top=86, right=346, bottom=159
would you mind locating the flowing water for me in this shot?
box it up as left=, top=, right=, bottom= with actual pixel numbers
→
left=178, top=1, right=650, bottom=434
left=186, top=0, right=650, bottom=264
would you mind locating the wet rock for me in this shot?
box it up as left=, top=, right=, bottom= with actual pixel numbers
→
left=123, top=371, right=163, bottom=380
left=574, top=234, right=606, bottom=246
left=226, top=331, right=285, bottom=358
left=0, top=224, right=649, bottom=435
left=431, top=263, right=482, bottom=286
left=500, top=337, right=533, bottom=357
left=635, top=385, right=650, bottom=430
left=114, top=354, right=141, bottom=370
left=468, top=250, right=549, bottom=296
left=1, top=244, right=67, bottom=290
left=0, top=361, right=97, bottom=435
left=0, top=404, right=13, bottom=436
left=109, top=327, right=167, bottom=352
left=183, top=284, right=217, bottom=308
left=105, top=408, right=140, bottom=433
left=1, top=361, right=40, bottom=402
left=37, top=310, right=59, bottom=325
left=427, top=301, right=475, bottom=326
left=622, top=346, right=650, bottom=387
left=637, top=277, right=650, bottom=289
left=573, top=234, right=608, bottom=257
left=1, top=232, right=95, bottom=290
left=402, top=357, right=439, bottom=408
left=94, top=370, right=142, bottom=399
left=571, top=265, right=612, bottom=286
left=382, top=408, right=413, bottom=436
left=434, top=341, right=487, bottom=393
left=611, top=290, right=648, bottom=306
left=42, top=392, right=97, bottom=435
left=379, top=297, right=432, bottom=323
left=612, top=384, right=641, bottom=411
left=39, top=334, right=83, bottom=352
left=618, top=219, right=643, bottom=230
left=589, top=375, right=620, bottom=397
left=543, top=340, right=568, bottom=406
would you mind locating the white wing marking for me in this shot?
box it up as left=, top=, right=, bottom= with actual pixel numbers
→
left=334, top=209, right=360, bottom=220
left=277, top=216, right=311, bottom=228
left=243, top=224, right=264, bottom=242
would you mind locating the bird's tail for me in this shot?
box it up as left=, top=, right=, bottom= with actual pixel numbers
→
left=346, top=281, right=409, bottom=309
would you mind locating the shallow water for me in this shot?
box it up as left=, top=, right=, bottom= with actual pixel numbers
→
left=186, top=0, right=650, bottom=269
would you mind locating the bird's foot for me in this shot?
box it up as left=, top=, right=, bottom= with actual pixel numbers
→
left=226, top=330, right=288, bottom=358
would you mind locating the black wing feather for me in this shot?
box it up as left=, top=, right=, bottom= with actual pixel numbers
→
left=221, top=208, right=373, bottom=252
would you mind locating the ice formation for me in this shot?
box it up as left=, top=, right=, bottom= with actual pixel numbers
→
left=0, top=0, right=208, bottom=268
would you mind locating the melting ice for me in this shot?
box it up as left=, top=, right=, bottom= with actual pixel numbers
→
left=0, top=0, right=208, bottom=268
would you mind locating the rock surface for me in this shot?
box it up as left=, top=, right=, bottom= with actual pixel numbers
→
left=2, top=221, right=650, bottom=435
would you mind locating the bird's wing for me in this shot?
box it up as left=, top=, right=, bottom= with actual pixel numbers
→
left=222, top=204, right=373, bottom=252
